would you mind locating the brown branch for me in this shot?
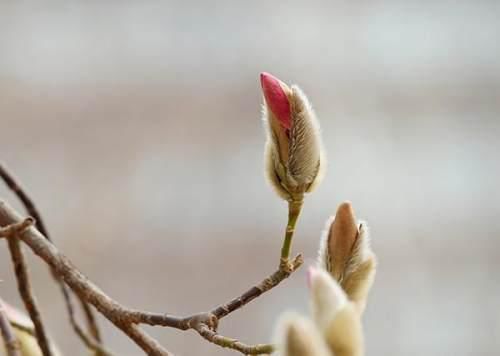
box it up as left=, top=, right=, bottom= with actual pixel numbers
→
left=211, top=254, right=303, bottom=319
left=6, top=232, right=53, bottom=356
left=4, top=295, right=112, bottom=356
left=0, top=163, right=106, bottom=355
left=122, top=324, right=171, bottom=356
left=132, top=255, right=302, bottom=328
left=58, top=285, right=113, bottom=356
left=80, top=298, right=102, bottom=343
left=0, top=299, right=21, bottom=356
left=125, top=254, right=302, bottom=355
left=0, top=201, right=172, bottom=355
left=0, top=199, right=303, bottom=354
left=130, top=312, right=276, bottom=355
left=0, top=165, right=51, bottom=242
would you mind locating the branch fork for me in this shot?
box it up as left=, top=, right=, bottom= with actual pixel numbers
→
left=0, top=199, right=303, bottom=355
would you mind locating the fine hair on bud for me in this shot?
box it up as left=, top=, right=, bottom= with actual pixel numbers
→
left=341, top=222, right=377, bottom=314
left=320, top=201, right=359, bottom=282
left=317, top=202, right=377, bottom=315
left=260, top=72, right=325, bottom=201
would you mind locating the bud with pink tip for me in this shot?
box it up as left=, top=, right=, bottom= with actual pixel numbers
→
left=260, top=72, right=324, bottom=201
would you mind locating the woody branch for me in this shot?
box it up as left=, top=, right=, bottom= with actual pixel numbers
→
left=0, top=164, right=105, bottom=355
left=0, top=199, right=302, bottom=355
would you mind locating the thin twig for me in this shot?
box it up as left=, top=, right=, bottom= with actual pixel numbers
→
left=196, top=324, right=274, bottom=355
left=122, top=324, right=171, bottom=356
left=58, top=285, right=113, bottom=356
left=0, top=163, right=106, bottom=355
left=211, top=254, right=303, bottom=319
left=6, top=234, right=53, bottom=356
left=0, top=300, right=21, bottom=356
left=0, top=201, right=173, bottom=355
left=0, top=200, right=303, bottom=355
left=0, top=221, right=111, bottom=356
left=133, top=254, right=302, bottom=328
left=80, top=298, right=102, bottom=342
left=0, top=165, right=51, bottom=242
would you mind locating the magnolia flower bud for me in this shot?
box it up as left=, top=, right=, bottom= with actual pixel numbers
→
left=261, top=72, right=324, bottom=201
left=274, top=312, right=330, bottom=356
left=317, top=202, right=376, bottom=313
left=308, top=267, right=347, bottom=332
left=308, top=267, right=364, bottom=356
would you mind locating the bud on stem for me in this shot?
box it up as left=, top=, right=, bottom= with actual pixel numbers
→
left=260, top=72, right=325, bottom=263
left=261, top=72, right=325, bottom=201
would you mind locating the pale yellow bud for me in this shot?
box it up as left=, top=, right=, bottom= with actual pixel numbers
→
left=5, top=329, right=42, bottom=356
left=273, top=312, right=330, bottom=356
left=308, top=267, right=364, bottom=356
left=323, top=303, right=363, bottom=356
left=308, top=267, right=348, bottom=332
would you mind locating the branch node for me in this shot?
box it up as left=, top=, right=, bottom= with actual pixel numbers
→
left=188, top=312, right=218, bottom=331
left=0, top=218, right=34, bottom=239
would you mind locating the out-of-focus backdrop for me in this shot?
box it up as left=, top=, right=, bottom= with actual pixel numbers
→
left=1, top=1, right=499, bottom=355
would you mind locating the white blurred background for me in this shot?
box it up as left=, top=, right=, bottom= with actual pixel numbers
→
left=1, top=1, right=499, bottom=355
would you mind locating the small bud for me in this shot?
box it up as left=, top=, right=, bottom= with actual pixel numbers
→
left=274, top=312, right=330, bottom=356
left=308, top=267, right=347, bottom=332
left=308, top=267, right=364, bottom=356
left=261, top=72, right=324, bottom=201
left=317, top=202, right=376, bottom=313
left=321, top=202, right=358, bottom=282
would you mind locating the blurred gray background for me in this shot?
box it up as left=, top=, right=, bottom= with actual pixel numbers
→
left=1, top=1, right=499, bottom=355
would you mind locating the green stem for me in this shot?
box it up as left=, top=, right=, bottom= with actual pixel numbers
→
left=280, top=199, right=304, bottom=260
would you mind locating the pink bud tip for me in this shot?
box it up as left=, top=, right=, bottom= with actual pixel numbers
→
left=260, top=72, right=292, bottom=129
left=307, top=266, right=319, bottom=288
